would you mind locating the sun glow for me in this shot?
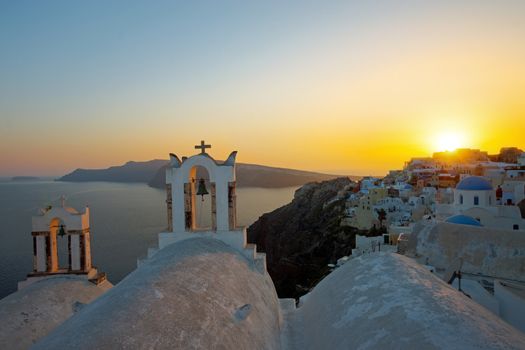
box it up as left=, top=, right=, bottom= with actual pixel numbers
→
left=434, top=131, right=465, bottom=152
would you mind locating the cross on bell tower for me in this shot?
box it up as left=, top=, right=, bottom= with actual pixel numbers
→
left=195, top=140, right=211, bottom=154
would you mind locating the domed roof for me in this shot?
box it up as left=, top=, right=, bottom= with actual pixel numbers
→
left=456, top=176, right=493, bottom=191
left=34, top=238, right=281, bottom=350
left=0, top=276, right=112, bottom=349
left=445, top=215, right=483, bottom=227
left=292, top=253, right=525, bottom=349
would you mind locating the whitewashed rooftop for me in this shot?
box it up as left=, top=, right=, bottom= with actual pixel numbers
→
left=283, top=252, right=525, bottom=350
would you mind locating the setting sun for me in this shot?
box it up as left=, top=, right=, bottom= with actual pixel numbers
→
left=433, top=131, right=466, bottom=152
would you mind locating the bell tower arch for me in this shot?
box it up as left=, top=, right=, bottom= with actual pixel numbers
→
left=18, top=196, right=108, bottom=289
left=158, top=141, right=267, bottom=274
left=29, top=197, right=97, bottom=276
left=166, top=141, right=237, bottom=234
left=186, top=165, right=215, bottom=231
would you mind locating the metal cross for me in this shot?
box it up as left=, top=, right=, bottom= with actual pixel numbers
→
left=195, top=140, right=211, bottom=154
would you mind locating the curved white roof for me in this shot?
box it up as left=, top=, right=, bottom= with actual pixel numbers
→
left=288, top=253, right=525, bottom=349
left=0, top=276, right=111, bottom=349
left=445, top=214, right=484, bottom=227
left=456, top=176, right=493, bottom=191
left=34, top=238, right=281, bottom=349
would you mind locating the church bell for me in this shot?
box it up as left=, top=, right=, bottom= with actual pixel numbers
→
left=196, top=178, right=209, bottom=201
left=58, top=224, right=66, bottom=237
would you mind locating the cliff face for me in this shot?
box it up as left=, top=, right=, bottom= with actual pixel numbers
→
left=247, top=177, right=357, bottom=299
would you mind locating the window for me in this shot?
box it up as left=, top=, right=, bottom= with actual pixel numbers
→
left=513, top=224, right=519, bottom=230
left=489, top=196, right=492, bottom=205
left=460, top=194, right=463, bottom=205
left=474, top=196, right=479, bottom=206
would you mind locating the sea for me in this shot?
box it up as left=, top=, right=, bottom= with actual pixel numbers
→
left=0, top=179, right=298, bottom=299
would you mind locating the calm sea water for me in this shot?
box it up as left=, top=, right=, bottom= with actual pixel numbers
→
left=0, top=180, right=297, bottom=299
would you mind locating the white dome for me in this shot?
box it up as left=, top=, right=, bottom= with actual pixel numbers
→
left=0, top=276, right=111, bottom=349
left=456, top=176, right=493, bottom=191
left=34, top=238, right=281, bottom=349
left=289, top=253, right=525, bottom=349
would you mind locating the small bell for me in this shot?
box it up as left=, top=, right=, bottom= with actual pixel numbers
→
left=196, top=178, right=209, bottom=201
left=58, top=224, right=66, bottom=237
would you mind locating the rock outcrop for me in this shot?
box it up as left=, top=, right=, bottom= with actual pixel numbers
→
left=247, top=177, right=357, bottom=298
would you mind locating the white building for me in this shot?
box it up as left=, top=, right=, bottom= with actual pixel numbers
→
left=518, top=153, right=525, bottom=166
left=23, top=197, right=106, bottom=286
left=437, top=176, right=525, bottom=231
left=501, top=169, right=525, bottom=205
left=359, top=176, right=381, bottom=191
left=454, top=176, right=495, bottom=209
left=408, top=221, right=525, bottom=333
left=375, top=197, right=405, bottom=212
left=396, top=183, right=414, bottom=199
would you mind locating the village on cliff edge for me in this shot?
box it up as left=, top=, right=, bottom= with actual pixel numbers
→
left=1, top=142, right=524, bottom=349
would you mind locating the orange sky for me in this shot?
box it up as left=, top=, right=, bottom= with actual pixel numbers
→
left=1, top=2, right=524, bottom=177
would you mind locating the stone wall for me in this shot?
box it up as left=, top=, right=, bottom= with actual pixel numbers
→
left=408, top=222, right=525, bottom=281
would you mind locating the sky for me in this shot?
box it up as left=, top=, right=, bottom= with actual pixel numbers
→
left=1, top=0, right=524, bottom=176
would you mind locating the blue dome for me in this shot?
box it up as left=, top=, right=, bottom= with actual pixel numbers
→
left=445, top=215, right=483, bottom=227
left=403, top=184, right=413, bottom=189
left=456, top=176, right=493, bottom=191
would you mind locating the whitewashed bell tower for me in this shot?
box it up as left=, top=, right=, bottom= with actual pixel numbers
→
left=19, top=196, right=106, bottom=289
left=30, top=197, right=93, bottom=275
left=165, top=140, right=237, bottom=233
left=156, top=141, right=267, bottom=273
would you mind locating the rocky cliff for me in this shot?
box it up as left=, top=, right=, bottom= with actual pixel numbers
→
left=247, top=177, right=357, bottom=299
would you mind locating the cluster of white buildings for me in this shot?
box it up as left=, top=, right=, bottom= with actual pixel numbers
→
left=342, top=175, right=434, bottom=239
left=342, top=148, right=525, bottom=334
left=343, top=148, right=525, bottom=236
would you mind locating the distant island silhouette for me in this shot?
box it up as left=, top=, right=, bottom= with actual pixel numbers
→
left=58, top=159, right=357, bottom=188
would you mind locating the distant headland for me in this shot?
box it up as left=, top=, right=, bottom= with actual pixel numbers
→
left=58, top=160, right=358, bottom=189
